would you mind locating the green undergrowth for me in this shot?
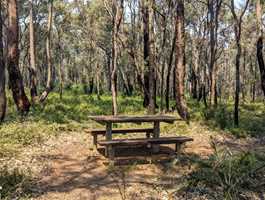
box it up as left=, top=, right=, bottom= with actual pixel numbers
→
left=188, top=99, right=265, bottom=138
left=1, top=88, right=265, bottom=158
left=186, top=143, right=265, bottom=199
left=0, top=87, right=264, bottom=200
left=0, top=166, right=32, bottom=200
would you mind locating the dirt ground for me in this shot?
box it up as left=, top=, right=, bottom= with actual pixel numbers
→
left=10, top=122, right=264, bottom=200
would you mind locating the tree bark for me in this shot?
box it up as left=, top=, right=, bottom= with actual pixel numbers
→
left=256, top=0, right=265, bottom=97
left=208, top=0, right=222, bottom=106
left=39, top=0, right=53, bottom=103
left=58, top=30, right=64, bottom=100
left=142, top=0, right=150, bottom=108
left=111, top=0, right=123, bottom=115
left=29, top=0, right=38, bottom=104
left=175, top=0, right=189, bottom=121
left=147, top=0, right=156, bottom=114
left=165, top=33, right=176, bottom=112
left=7, top=0, right=30, bottom=114
left=230, top=0, right=249, bottom=127
left=0, top=1, right=6, bottom=122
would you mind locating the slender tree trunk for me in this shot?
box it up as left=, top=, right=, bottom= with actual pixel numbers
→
left=111, top=0, right=123, bottom=115
left=209, top=0, right=216, bottom=106
left=175, top=0, right=189, bottom=121
left=96, top=63, right=101, bottom=100
left=160, top=16, right=167, bottom=111
left=107, top=53, right=111, bottom=92
left=231, top=0, right=249, bottom=127
left=39, top=0, right=53, bottom=102
left=208, top=0, right=222, bottom=106
left=142, top=0, right=150, bottom=108
left=166, top=33, right=176, bottom=112
left=28, top=0, right=38, bottom=104
left=234, top=40, right=241, bottom=126
left=0, top=1, right=6, bottom=122
left=256, top=0, right=265, bottom=97
left=58, top=32, right=64, bottom=100
left=7, top=0, right=30, bottom=114
left=111, top=0, right=118, bottom=115
left=147, top=0, right=156, bottom=114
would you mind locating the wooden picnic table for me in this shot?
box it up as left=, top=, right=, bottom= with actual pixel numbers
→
left=88, top=115, right=178, bottom=154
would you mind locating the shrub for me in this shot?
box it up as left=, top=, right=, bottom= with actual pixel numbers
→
left=0, top=167, right=32, bottom=199
left=188, top=143, right=265, bottom=199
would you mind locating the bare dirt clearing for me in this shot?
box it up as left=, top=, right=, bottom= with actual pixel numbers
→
left=5, top=122, right=259, bottom=200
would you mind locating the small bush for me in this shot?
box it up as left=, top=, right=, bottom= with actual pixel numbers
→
left=0, top=167, right=32, bottom=199
left=215, top=105, right=232, bottom=129
left=188, top=144, right=265, bottom=199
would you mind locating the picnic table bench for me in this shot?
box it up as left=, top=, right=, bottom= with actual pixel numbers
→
left=98, top=136, right=193, bottom=160
left=87, top=115, right=193, bottom=161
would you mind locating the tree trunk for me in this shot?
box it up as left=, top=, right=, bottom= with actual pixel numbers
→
left=7, top=0, right=30, bottom=114
left=111, top=0, right=123, bottom=115
left=58, top=31, right=64, bottom=100
left=147, top=0, right=156, bottom=114
left=208, top=0, right=222, bottom=106
left=160, top=16, right=167, bottom=111
left=230, top=0, right=249, bottom=127
left=0, top=1, right=6, bottom=122
left=142, top=0, right=150, bottom=108
left=39, top=0, right=53, bottom=103
left=29, top=0, right=38, bottom=104
left=256, top=0, right=265, bottom=96
left=165, top=33, right=176, bottom=112
left=175, top=0, right=189, bottom=121
left=234, top=40, right=241, bottom=127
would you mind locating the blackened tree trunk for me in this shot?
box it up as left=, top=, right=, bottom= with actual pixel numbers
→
left=175, top=0, right=189, bottom=121
left=256, top=0, right=265, bottom=97
left=7, top=0, right=30, bottom=114
left=165, top=31, right=176, bottom=112
left=208, top=0, right=222, bottom=106
left=29, top=0, right=38, bottom=104
left=230, top=0, right=249, bottom=127
left=39, top=0, right=53, bottom=103
left=0, top=1, right=6, bottom=122
left=142, top=0, right=150, bottom=108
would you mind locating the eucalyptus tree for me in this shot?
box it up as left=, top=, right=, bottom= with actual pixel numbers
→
left=229, top=0, right=250, bottom=126
left=175, top=0, right=189, bottom=120
left=256, top=0, right=265, bottom=96
left=7, top=0, right=30, bottom=114
left=29, top=0, right=38, bottom=104
left=0, top=1, right=6, bottom=122
left=39, top=0, right=53, bottom=102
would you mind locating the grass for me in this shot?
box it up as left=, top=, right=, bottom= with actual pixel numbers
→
left=0, top=166, right=32, bottom=200
left=0, top=86, right=265, bottom=199
left=1, top=87, right=265, bottom=157
left=188, top=99, right=265, bottom=138
left=186, top=143, right=265, bottom=199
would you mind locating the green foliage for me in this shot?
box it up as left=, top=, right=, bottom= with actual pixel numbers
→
left=200, top=104, right=233, bottom=130
left=188, top=144, right=265, bottom=199
left=189, top=100, right=265, bottom=138
left=0, top=89, right=146, bottom=158
left=0, top=167, right=32, bottom=200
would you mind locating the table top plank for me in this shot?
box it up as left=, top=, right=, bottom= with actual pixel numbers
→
left=88, top=115, right=179, bottom=124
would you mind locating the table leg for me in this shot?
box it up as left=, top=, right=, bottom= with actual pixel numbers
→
left=152, top=122, right=160, bottom=153
left=105, top=123, right=112, bottom=157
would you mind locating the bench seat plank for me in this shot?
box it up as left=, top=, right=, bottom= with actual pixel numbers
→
left=86, top=128, right=154, bottom=135
left=98, top=136, right=193, bottom=146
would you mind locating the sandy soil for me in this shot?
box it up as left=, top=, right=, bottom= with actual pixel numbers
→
left=9, top=122, right=263, bottom=200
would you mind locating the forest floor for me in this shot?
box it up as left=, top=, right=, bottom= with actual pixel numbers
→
left=1, top=87, right=265, bottom=200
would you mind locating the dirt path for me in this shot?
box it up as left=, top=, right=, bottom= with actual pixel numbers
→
left=21, top=123, right=263, bottom=200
